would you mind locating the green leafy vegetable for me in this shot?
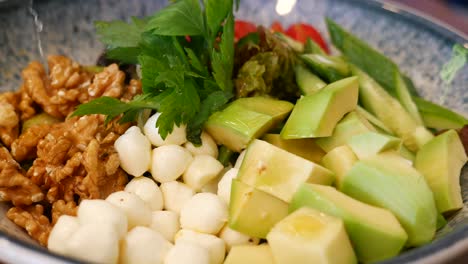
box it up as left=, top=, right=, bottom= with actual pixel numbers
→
left=73, top=0, right=235, bottom=143
left=95, top=17, right=147, bottom=48
left=440, top=44, right=468, bottom=84
left=145, top=0, right=205, bottom=36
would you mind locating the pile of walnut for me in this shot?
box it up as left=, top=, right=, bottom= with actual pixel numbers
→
left=0, top=55, right=141, bottom=245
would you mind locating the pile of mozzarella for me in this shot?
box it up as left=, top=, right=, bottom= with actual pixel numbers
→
left=47, top=113, right=255, bottom=264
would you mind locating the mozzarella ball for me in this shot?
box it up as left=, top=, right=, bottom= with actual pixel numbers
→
left=77, top=199, right=127, bottom=238
left=66, top=224, right=119, bottom=264
left=114, top=126, right=152, bottom=177
left=106, top=191, right=152, bottom=228
left=234, top=150, right=246, bottom=169
left=144, top=112, right=187, bottom=146
left=180, top=193, right=228, bottom=234
left=175, top=229, right=226, bottom=264
left=160, top=181, right=195, bottom=214
left=219, top=225, right=259, bottom=251
left=151, top=145, right=193, bottom=183
left=125, top=177, right=164, bottom=211
left=149, top=210, right=180, bottom=242
left=184, top=132, right=219, bottom=158
left=120, top=226, right=173, bottom=264
left=217, top=168, right=239, bottom=204
left=164, top=241, right=210, bottom=264
left=183, top=155, right=224, bottom=191
left=48, top=215, right=80, bottom=255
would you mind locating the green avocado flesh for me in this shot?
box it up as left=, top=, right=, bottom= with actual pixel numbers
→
left=295, top=64, right=327, bottom=95
left=347, top=131, right=401, bottom=159
left=281, top=77, right=359, bottom=139
left=316, top=111, right=375, bottom=152
left=229, top=179, right=288, bottom=238
left=238, top=139, right=334, bottom=203
left=234, top=97, right=294, bottom=124
left=341, top=154, right=437, bottom=246
left=321, top=145, right=358, bottom=190
left=290, top=184, right=407, bottom=263
left=415, top=130, right=467, bottom=214
left=205, top=97, right=292, bottom=152
left=263, top=133, right=326, bottom=163
left=267, top=207, right=357, bottom=264
left=224, top=244, right=275, bottom=264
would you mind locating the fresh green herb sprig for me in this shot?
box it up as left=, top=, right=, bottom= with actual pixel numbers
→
left=73, top=0, right=235, bottom=144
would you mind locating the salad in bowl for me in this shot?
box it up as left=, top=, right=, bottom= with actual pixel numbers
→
left=0, top=0, right=467, bottom=263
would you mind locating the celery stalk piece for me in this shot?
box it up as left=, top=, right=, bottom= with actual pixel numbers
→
left=356, top=106, right=393, bottom=135
left=295, top=64, right=327, bottom=95
left=350, top=65, right=433, bottom=152
left=301, top=54, right=350, bottom=82
left=413, top=96, right=468, bottom=130
left=326, top=18, right=424, bottom=125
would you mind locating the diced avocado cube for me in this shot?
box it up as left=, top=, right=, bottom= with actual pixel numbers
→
left=321, top=145, right=358, bottom=189
left=415, top=130, right=467, bottom=214
left=224, top=244, right=275, bottom=264
left=316, top=111, right=375, bottom=152
left=347, top=131, right=401, bottom=159
left=263, top=133, right=326, bottom=163
left=234, top=97, right=294, bottom=125
left=238, top=140, right=334, bottom=203
left=267, top=207, right=357, bottom=264
left=205, top=97, right=293, bottom=152
left=341, top=154, right=437, bottom=246
left=281, top=77, right=359, bottom=139
left=290, top=184, right=408, bottom=263
left=229, top=179, right=288, bottom=238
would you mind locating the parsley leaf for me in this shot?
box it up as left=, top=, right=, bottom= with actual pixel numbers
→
left=146, top=0, right=205, bottom=36
left=211, top=13, right=234, bottom=92
left=106, top=47, right=141, bottom=64
left=187, top=90, right=232, bottom=144
left=74, top=0, right=235, bottom=143
left=204, top=0, right=233, bottom=36
left=95, top=17, right=147, bottom=47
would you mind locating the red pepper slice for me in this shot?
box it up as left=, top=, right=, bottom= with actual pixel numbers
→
left=234, top=20, right=257, bottom=41
left=285, top=23, right=329, bottom=53
left=270, top=21, right=285, bottom=33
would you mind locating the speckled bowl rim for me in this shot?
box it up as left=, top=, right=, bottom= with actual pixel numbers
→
left=0, top=0, right=467, bottom=263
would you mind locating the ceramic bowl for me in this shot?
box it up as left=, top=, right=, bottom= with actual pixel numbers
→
left=0, top=0, right=467, bottom=263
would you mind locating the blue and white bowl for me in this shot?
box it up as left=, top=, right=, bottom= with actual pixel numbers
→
left=0, top=0, right=467, bottom=263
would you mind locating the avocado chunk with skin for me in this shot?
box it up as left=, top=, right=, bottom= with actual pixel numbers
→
left=342, top=154, right=437, bottom=246
left=301, top=53, right=350, bottom=83
left=321, top=145, right=358, bottom=189
left=295, top=64, right=327, bottom=95
left=415, top=130, right=467, bottom=214
left=205, top=97, right=292, bottom=152
left=290, top=184, right=407, bottom=263
left=263, top=133, right=326, bottom=163
left=281, top=77, right=359, bottom=139
left=229, top=179, right=288, bottom=238
left=347, top=131, right=402, bottom=159
left=238, top=139, right=335, bottom=203
left=224, top=244, right=275, bottom=264
left=234, top=97, right=294, bottom=124
left=316, top=111, right=375, bottom=152
left=267, top=207, right=357, bottom=264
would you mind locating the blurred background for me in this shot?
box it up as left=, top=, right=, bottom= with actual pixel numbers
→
left=389, top=0, right=468, bottom=36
